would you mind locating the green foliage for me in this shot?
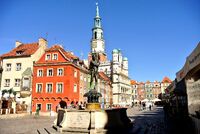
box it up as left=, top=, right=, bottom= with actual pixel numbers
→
left=2, top=89, right=8, bottom=96
left=8, top=88, right=14, bottom=94
left=13, top=91, right=17, bottom=96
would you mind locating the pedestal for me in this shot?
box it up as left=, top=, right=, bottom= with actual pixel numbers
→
left=86, top=103, right=101, bottom=110
left=53, top=108, right=132, bottom=133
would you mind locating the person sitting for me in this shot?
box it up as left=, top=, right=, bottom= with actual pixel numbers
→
left=57, top=99, right=67, bottom=127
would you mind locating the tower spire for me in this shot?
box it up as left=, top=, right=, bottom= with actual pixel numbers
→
left=91, top=2, right=105, bottom=55
left=96, top=2, right=99, bottom=17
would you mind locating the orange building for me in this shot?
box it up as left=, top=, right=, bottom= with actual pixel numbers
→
left=32, top=45, right=88, bottom=114
left=137, top=82, right=145, bottom=101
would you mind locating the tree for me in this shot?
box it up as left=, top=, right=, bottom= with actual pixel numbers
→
left=8, top=88, right=14, bottom=98
left=2, top=90, right=8, bottom=97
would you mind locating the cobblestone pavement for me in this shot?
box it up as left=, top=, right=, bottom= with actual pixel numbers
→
left=0, top=107, right=165, bottom=134
left=0, top=115, right=59, bottom=134
left=127, top=106, right=166, bottom=134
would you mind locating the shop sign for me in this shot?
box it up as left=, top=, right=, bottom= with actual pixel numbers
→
left=186, top=79, right=200, bottom=115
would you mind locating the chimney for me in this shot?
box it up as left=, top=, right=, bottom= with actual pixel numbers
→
left=70, top=51, right=74, bottom=55
left=59, top=45, right=63, bottom=48
left=39, top=37, right=48, bottom=49
left=15, top=41, right=23, bottom=48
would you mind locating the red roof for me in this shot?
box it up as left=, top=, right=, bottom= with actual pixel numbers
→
left=99, top=72, right=111, bottom=83
left=146, top=80, right=150, bottom=84
left=46, top=45, right=78, bottom=60
left=139, top=82, right=144, bottom=85
left=1, top=43, right=39, bottom=58
left=130, top=80, right=137, bottom=85
left=162, top=76, right=172, bottom=83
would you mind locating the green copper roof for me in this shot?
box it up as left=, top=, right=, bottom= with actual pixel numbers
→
left=123, top=57, right=128, bottom=61
left=112, top=49, right=118, bottom=53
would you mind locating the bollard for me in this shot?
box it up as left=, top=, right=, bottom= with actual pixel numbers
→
left=5, top=109, right=8, bottom=114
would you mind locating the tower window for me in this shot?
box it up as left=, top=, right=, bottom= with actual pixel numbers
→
left=94, top=32, right=97, bottom=39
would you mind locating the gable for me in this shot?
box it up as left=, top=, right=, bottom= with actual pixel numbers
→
left=36, top=50, right=69, bottom=64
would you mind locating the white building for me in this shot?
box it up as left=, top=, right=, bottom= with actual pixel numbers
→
left=89, top=3, right=132, bottom=106
left=0, top=38, right=47, bottom=112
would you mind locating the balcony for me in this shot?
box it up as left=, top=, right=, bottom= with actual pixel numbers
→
left=20, top=87, right=31, bottom=98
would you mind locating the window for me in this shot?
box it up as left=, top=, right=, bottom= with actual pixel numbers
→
left=46, top=83, right=53, bottom=93
left=80, top=73, right=83, bottom=80
left=53, top=53, right=58, bottom=60
left=15, top=79, right=21, bottom=87
left=16, top=50, right=24, bottom=55
left=6, top=63, right=11, bottom=71
left=37, top=69, right=43, bottom=77
left=74, top=70, right=77, bottom=77
left=94, top=32, right=97, bottom=39
left=74, top=84, right=77, bottom=92
left=80, top=86, right=83, bottom=94
left=23, top=78, right=30, bottom=88
left=47, top=69, right=53, bottom=76
left=36, top=84, right=42, bottom=93
left=45, top=54, right=51, bottom=60
left=4, top=79, right=10, bottom=87
left=46, top=104, right=52, bottom=111
left=56, top=83, right=63, bottom=93
left=16, top=63, right=21, bottom=71
left=36, top=104, right=42, bottom=110
left=57, top=68, right=63, bottom=76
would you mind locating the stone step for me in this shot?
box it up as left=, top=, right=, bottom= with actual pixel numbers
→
left=36, top=128, right=47, bottom=134
left=44, top=127, right=60, bottom=134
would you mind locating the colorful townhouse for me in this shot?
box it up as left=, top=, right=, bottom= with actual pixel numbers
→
left=152, top=81, right=161, bottom=99
left=137, top=82, right=145, bottom=101
left=131, top=80, right=138, bottom=102
left=161, top=77, right=172, bottom=94
left=131, top=77, right=172, bottom=102
left=98, top=72, right=113, bottom=108
left=0, top=38, right=47, bottom=112
left=32, top=45, right=89, bottom=114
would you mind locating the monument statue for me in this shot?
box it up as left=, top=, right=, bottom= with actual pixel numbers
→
left=84, top=52, right=102, bottom=108
left=89, top=52, right=100, bottom=89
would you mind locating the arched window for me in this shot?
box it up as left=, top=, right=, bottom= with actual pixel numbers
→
left=94, top=32, right=97, bottom=39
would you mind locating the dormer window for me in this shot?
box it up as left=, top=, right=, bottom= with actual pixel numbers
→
left=53, top=53, right=58, bottom=60
left=16, top=50, right=24, bottom=55
left=45, top=54, right=51, bottom=60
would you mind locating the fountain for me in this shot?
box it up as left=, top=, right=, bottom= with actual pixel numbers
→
left=53, top=52, right=132, bottom=133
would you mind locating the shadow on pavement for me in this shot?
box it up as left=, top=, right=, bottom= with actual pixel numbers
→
left=127, top=107, right=195, bottom=134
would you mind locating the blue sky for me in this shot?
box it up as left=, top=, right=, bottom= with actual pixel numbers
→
left=0, top=0, right=200, bottom=82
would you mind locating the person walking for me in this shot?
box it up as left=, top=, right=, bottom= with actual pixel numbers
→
left=149, top=104, right=152, bottom=111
